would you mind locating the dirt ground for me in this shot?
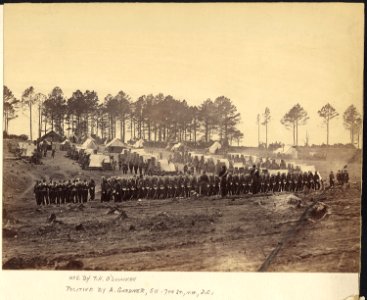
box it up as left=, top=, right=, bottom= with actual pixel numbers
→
left=2, top=146, right=361, bottom=272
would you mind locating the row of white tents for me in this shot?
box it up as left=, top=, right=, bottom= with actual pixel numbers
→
left=170, top=141, right=222, bottom=154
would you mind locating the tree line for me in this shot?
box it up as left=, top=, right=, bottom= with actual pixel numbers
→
left=3, top=86, right=244, bottom=146
left=258, top=103, right=362, bottom=148
left=4, top=85, right=362, bottom=147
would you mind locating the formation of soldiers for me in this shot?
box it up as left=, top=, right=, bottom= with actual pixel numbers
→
left=33, top=178, right=95, bottom=206
left=171, top=149, right=297, bottom=176
left=100, top=166, right=323, bottom=202
left=33, top=168, right=349, bottom=205
left=329, top=169, right=349, bottom=187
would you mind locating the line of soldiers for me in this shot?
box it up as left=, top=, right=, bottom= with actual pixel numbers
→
left=100, top=167, right=323, bottom=202
left=34, top=178, right=95, bottom=206
left=329, top=169, right=349, bottom=187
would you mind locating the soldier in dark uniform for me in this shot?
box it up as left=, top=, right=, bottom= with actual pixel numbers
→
left=34, top=180, right=41, bottom=205
left=260, top=174, right=265, bottom=193
left=199, top=171, right=209, bottom=196
left=123, top=161, right=128, bottom=174
left=314, top=171, right=320, bottom=190
left=184, top=175, right=191, bottom=198
left=75, top=179, right=82, bottom=203
left=191, top=175, right=198, bottom=196
left=56, top=180, right=63, bottom=205
left=155, top=177, right=162, bottom=199
left=101, top=177, right=108, bottom=202
left=128, top=178, right=136, bottom=200
left=233, top=173, right=240, bottom=195
left=219, top=165, right=228, bottom=197
left=166, top=176, right=172, bottom=199
left=329, top=171, right=335, bottom=187
left=265, top=174, right=270, bottom=193
left=268, top=174, right=274, bottom=193
left=138, top=161, right=143, bottom=176
left=49, top=180, right=56, bottom=204
left=285, top=173, right=292, bottom=192
left=280, top=172, right=287, bottom=192
left=61, top=180, right=68, bottom=204
left=151, top=177, right=158, bottom=199
left=274, top=172, right=281, bottom=193
left=307, top=171, right=314, bottom=190
left=176, top=175, right=183, bottom=198
left=129, top=160, right=134, bottom=174
left=338, top=170, right=344, bottom=184
left=88, top=179, right=95, bottom=201
left=69, top=180, right=76, bottom=203
left=343, top=169, right=349, bottom=184
left=134, top=160, right=139, bottom=175
left=207, top=175, right=214, bottom=196
left=238, top=174, right=245, bottom=194
left=227, top=172, right=234, bottom=196
left=252, top=170, right=260, bottom=194
left=214, top=175, right=220, bottom=196
left=82, top=179, right=89, bottom=202
left=114, top=179, right=122, bottom=202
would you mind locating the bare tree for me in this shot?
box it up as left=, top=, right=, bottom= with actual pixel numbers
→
left=3, top=86, right=20, bottom=135
left=262, top=107, right=270, bottom=149
left=318, top=103, right=338, bottom=145
left=281, top=104, right=309, bottom=146
left=343, top=105, right=361, bottom=146
left=21, top=86, right=36, bottom=140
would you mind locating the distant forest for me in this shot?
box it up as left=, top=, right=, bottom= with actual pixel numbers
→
left=3, top=86, right=363, bottom=148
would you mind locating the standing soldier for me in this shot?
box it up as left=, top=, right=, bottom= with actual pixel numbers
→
left=199, top=171, right=209, bottom=196
left=34, top=180, right=41, bottom=205
left=343, top=169, right=349, bottom=184
left=42, top=179, right=49, bottom=205
left=219, top=165, right=228, bottom=197
left=114, top=179, right=122, bottom=202
left=76, top=179, right=83, bottom=203
left=314, top=171, right=321, bottom=190
left=329, top=171, right=335, bottom=187
left=129, top=159, right=134, bottom=174
left=123, top=161, right=128, bottom=174
left=56, top=180, right=63, bottom=205
left=191, top=175, right=198, bottom=196
left=71, top=180, right=78, bottom=203
left=134, top=160, right=139, bottom=175
left=82, top=179, right=89, bottom=203
left=101, top=177, right=108, bottom=202
left=89, top=179, right=95, bottom=201
left=61, top=180, right=68, bottom=204
left=336, top=170, right=342, bottom=184
left=48, top=180, right=55, bottom=204
left=184, top=174, right=191, bottom=198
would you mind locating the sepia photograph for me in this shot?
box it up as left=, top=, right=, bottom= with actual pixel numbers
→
left=2, top=3, right=364, bottom=275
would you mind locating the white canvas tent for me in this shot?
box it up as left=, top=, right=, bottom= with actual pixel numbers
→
left=273, top=145, right=298, bottom=159
left=209, top=141, right=221, bottom=154
left=233, top=162, right=245, bottom=169
left=219, top=158, right=230, bottom=168
left=105, top=138, right=128, bottom=153
left=158, top=159, right=176, bottom=172
left=60, top=139, right=70, bottom=145
left=133, top=139, right=144, bottom=148
left=171, top=142, right=183, bottom=151
left=81, top=138, right=98, bottom=150
left=23, top=144, right=36, bottom=157
left=89, top=154, right=110, bottom=169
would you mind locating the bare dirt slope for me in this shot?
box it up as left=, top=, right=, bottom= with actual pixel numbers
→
left=2, top=150, right=361, bottom=272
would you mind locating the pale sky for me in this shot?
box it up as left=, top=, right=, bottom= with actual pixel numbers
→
left=4, top=3, right=364, bottom=146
